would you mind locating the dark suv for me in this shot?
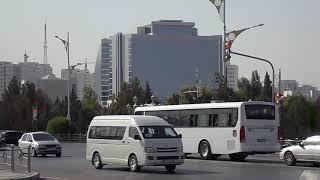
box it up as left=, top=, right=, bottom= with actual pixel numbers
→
left=0, top=130, right=23, bottom=146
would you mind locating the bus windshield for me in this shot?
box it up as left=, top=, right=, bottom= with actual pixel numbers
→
left=245, top=104, right=275, bottom=120
left=139, top=126, right=178, bottom=139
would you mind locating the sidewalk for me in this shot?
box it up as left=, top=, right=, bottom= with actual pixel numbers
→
left=0, top=170, right=40, bottom=180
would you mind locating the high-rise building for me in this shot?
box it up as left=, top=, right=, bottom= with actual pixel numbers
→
left=0, top=61, right=20, bottom=96
left=94, top=38, right=112, bottom=105
left=61, top=68, right=94, bottom=100
left=94, top=20, right=222, bottom=105
left=225, top=62, right=238, bottom=91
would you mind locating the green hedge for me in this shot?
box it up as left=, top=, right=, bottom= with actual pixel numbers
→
left=47, top=117, right=70, bottom=134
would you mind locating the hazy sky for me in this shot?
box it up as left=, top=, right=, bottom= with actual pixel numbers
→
left=0, top=0, right=319, bottom=88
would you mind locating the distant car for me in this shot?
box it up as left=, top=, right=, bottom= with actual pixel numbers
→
left=280, top=135, right=320, bottom=166
left=0, top=130, right=23, bottom=146
left=18, top=132, right=62, bottom=157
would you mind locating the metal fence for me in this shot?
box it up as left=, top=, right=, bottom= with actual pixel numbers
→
left=0, top=145, right=31, bottom=173
left=279, top=138, right=303, bottom=149
left=54, top=133, right=87, bottom=143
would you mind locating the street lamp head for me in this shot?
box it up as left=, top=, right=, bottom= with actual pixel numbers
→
left=54, top=35, right=59, bottom=38
left=258, top=24, right=264, bottom=27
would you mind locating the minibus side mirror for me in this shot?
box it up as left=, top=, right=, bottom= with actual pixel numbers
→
left=134, top=135, right=141, bottom=140
left=178, top=134, right=182, bottom=138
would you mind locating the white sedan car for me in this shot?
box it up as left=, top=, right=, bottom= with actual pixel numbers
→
left=280, top=136, right=320, bottom=166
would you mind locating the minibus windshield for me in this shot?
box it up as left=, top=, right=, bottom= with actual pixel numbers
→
left=139, top=126, right=178, bottom=139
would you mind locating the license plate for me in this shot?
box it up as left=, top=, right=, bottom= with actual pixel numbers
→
left=257, top=139, right=267, bottom=142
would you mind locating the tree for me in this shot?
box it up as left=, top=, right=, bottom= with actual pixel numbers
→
left=166, top=93, right=180, bottom=105
left=70, top=89, right=81, bottom=130
left=144, top=81, right=153, bottom=104
left=78, top=87, right=102, bottom=132
left=238, top=77, right=251, bottom=101
left=280, top=95, right=313, bottom=138
left=250, top=70, right=262, bottom=100
left=47, top=117, right=70, bottom=134
left=1, top=77, right=33, bottom=131
left=262, top=72, right=272, bottom=102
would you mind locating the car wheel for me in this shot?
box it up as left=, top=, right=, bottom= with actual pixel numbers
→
left=31, top=148, right=37, bottom=157
left=165, top=165, right=176, bottom=173
left=199, top=140, right=212, bottom=160
left=229, top=153, right=248, bottom=161
left=92, top=152, right=103, bottom=169
left=284, top=151, right=296, bottom=166
left=128, top=154, right=141, bottom=172
left=56, top=153, right=61, bottom=157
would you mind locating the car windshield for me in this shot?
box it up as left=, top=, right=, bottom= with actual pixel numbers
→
left=33, top=133, right=56, bottom=141
left=139, top=126, right=178, bottom=139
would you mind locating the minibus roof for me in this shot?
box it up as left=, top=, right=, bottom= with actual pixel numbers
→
left=91, top=115, right=170, bottom=126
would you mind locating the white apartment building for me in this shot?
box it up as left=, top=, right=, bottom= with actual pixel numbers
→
left=61, top=68, right=94, bottom=100
left=0, top=61, right=20, bottom=96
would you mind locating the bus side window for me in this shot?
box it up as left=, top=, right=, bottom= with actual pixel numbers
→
left=189, top=115, right=194, bottom=126
left=189, top=115, right=198, bottom=127
left=208, top=114, right=218, bottom=127
left=194, top=115, right=198, bottom=126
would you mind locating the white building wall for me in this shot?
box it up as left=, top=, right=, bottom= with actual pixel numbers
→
left=226, top=62, right=238, bottom=91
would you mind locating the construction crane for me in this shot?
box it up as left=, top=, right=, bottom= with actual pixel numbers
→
left=83, top=58, right=95, bottom=70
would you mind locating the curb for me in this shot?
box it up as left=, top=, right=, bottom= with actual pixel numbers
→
left=0, top=171, right=40, bottom=180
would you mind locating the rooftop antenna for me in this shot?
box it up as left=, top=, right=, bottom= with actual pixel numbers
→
left=43, top=19, right=48, bottom=64
left=24, top=50, right=29, bottom=62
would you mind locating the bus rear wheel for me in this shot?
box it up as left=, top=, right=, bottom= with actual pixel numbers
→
left=229, top=153, right=248, bottom=161
left=199, top=140, right=212, bottom=160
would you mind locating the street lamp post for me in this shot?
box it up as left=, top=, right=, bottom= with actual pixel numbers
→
left=55, top=33, right=71, bottom=122
left=230, top=51, right=275, bottom=103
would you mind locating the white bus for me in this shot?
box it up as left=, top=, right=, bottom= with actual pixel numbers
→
left=135, top=101, right=280, bottom=161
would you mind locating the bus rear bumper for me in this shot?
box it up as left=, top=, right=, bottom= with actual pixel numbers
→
left=240, top=144, right=280, bottom=154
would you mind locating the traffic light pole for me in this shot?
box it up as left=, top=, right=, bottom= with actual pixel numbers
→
left=230, top=51, right=275, bottom=103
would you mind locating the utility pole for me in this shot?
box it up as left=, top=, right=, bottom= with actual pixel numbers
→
left=278, top=68, right=281, bottom=94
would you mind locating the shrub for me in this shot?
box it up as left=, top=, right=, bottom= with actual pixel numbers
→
left=47, top=117, right=70, bottom=134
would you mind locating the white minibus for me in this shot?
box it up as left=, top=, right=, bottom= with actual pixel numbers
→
left=86, top=115, right=184, bottom=172
left=135, top=101, right=280, bottom=161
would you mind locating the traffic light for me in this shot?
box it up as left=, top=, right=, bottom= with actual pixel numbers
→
left=224, top=41, right=231, bottom=62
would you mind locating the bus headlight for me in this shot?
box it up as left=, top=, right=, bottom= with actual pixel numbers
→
left=145, top=147, right=156, bottom=153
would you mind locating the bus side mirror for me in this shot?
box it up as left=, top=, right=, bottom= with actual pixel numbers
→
left=134, top=135, right=141, bottom=140
left=178, top=134, right=182, bottom=138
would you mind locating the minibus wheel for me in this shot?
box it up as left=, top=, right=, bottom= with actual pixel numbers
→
left=92, top=152, right=103, bottom=169
left=128, top=154, right=141, bottom=172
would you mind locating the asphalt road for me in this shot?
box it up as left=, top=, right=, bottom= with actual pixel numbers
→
left=27, top=143, right=320, bottom=180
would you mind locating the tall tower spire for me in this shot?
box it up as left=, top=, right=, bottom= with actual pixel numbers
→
left=43, top=20, right=48, bottom=64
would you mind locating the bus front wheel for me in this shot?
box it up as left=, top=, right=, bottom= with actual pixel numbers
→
left=229, top=153, right=248, bottom=161
left=199, top=140, right=212, bottom=160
